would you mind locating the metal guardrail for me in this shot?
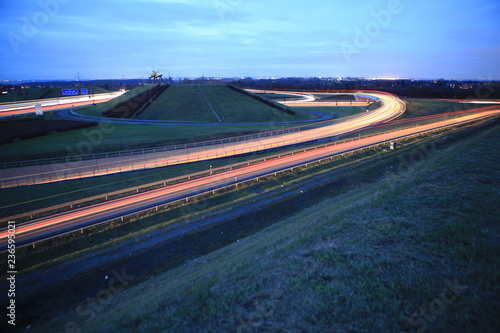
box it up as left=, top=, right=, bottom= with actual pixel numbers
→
left=0, top=123, right=403, bottom=189
left=0, top=108, right=494, bottom=189
left=2, top=113, right=497, bottom=225
left=0, top=90, right=404, bottom=169
left=0, top=92, right=122, bottom=109
left=4, top=114, right=497, bottom=251
left=0, top=127, right=303, bottom=169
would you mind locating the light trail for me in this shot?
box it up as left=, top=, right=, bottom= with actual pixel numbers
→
left=0, top=90, right=405, bottom=188
left=0, top=107, right=498, bottom=249
left=0, top=92, right=124, bottom=117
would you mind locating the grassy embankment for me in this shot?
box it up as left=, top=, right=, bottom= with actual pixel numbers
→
left=137, top=84, right=315, bottom=122
left=291, top=100, right=382, bottom=119
left=256, top=93, right=305, bottom=101
left=135, top=85, right=214, bottom=122
left=260, top=91, right=373, bottom=118
left=16, top=111, right=499, bottom=333
left=76, top=86, right=155, bottom=117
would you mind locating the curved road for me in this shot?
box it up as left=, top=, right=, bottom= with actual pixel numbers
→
left=0, top=92, right=124, bottom=118
left=0, top=90, right=405, bottom=188
left=0, top=108, right=498, bottom=249
left=57, top=108, right=335, bottom=126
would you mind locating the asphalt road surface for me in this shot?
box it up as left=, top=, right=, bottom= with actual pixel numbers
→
left=0, top=108, right=498, bottom=249
left=0, top=91, right=405, bottom=188
left=0, top=92, right=123, bottom=117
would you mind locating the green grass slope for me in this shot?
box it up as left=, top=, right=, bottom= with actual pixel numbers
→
left=138, top=84, right=315, bottom=123
left=77, top=86, right=154, bottom=117
left=36, top=120, right=499, bottom=332
left=136, top=85, right=215, bottom=122
left=402, top=99, right=494, bottom=119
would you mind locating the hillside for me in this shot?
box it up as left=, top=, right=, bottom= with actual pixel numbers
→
left=137, top=84, right=314, bottom=123
left=76, top=86, right=155, bottom=117
left=31, top=119, right=500, bottom=332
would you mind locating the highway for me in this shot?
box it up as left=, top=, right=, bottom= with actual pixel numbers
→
left=0, top=92, right=124, bottom=117
left=0, top=108, right=498, bottom=249
left=247, top=89, right=372, bottom=107
left=0, top=90, right=405, bottom=188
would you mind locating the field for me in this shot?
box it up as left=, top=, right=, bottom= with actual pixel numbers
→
left=137, top=84, right=315, bottom=123
left=256, top=93, right=304, bottom=101
left=256, top=93, right=356, bottom=102
left=312, top=93, right=356, bottom=101
left=401, top=99, right=493, bottom=119
left=291, top=101, right=382, bottom=119
left=4, top=116, right=498, bottom=332
left=136, top=85, right=214, bottom=122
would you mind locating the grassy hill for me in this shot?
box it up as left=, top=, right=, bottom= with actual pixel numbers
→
left=137, top=84, right=315, bottom=123
left=90, top=120, right=500, bottom=332
left=17, top=118, right=499, bottom=332
left=77, top=86, right=155, bottom=117
left=136, top=85, right=215, bottom=122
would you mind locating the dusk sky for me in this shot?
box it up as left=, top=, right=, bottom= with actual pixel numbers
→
left=1, top=0, right=499, bottom=81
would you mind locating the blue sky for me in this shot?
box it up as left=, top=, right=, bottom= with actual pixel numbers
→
left=1, top=0, right=499, bottom=81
